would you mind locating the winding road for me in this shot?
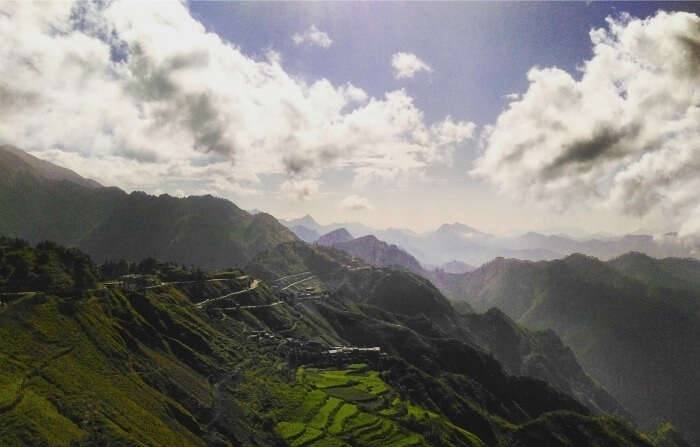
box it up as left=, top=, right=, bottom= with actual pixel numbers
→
left=279, top=276, right=315, bottom=292
left=194, top=280, right=260, bottom=309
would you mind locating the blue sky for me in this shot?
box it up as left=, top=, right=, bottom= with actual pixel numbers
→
left=2, top=1, right=699, bottom=236
left=190, top=1, right=697, bottom=125
left=189, top=1, right=698, bottom=234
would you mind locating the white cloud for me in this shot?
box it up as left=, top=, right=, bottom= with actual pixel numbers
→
left=339, top=195, right=373, bottom=211
left=0, top=1, right=474, bottom=202
left=291, top=24, right=332, bottom=48
left=391, top=52, right=432, bottom=79
left=280, top=178, right=320, bottom=201
left=473, top=11, right=700, bottom=240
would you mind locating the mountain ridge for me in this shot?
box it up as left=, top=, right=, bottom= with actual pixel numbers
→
left=1, top=237, right=682, bottom=446
left=280, top=214, right=697, bottom=267
left=0, top=145, right=297, bottom=269
left=444, top=253, right=700, bottom=445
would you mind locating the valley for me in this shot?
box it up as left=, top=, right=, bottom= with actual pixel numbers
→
left=0, top=237, right=685, bottom=446
left=1, top=2, right=699, bottom=446
left=0, top=148, right=697, bottom=446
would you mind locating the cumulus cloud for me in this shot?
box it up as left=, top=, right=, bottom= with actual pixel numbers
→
left=473, top=11, right=700, bottom=239
left=291, top=25, right=332, bottom=48
left=391, top=52, right=432, bottom=79
left=0, top=1, right=473, bottom=201
left=339, top=194, right=373, bottom=211
left=280, top=178, right=320, bottom=201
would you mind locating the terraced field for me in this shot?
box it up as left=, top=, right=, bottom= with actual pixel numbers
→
left=276, top=364, right=485, bottom=447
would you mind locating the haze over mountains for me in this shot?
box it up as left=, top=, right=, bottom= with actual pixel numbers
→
left=1, top=1, right=699, bottom=445
left=307, top=223, right=700, bottom=444
left=283, top=214, right=697, bottom=268
left=439, top=253, right=700, bottom=446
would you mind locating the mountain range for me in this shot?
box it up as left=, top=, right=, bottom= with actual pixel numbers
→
left=305, top=227, right=700, bottom=445
left=1, top=237, right=681, bottom=446
left=439, top=252, right=700, bottom=446
left=0, top=145, right=297, bottom=269
left=245, top=240, right=635, bottom=421
left=282, top=215, right=696, bottom=268
left=0, top=145, right=696, bottom=446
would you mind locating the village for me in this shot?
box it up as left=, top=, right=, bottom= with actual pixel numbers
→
left=109, top=270, right=385, bottom=368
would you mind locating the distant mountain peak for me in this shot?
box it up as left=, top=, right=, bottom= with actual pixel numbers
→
left=316, top=228, right=353, bottom=246
left=298, top=214, right=318, bottom=224
left=435, top=222, right=485, bottom=235
left=438, top=260, right=475, bottom=274
left=354, top=234, right=380, bottom=243
left=332, top=233, right=425, bottom=275
left=289, top=224, right=320, bottom=243
left=283, top=214, right=322, bottom=231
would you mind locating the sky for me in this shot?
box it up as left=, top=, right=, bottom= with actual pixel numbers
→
left=0, top=1, right=698, bottom=236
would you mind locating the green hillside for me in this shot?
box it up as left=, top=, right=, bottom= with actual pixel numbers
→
left=444, top=254, right=700, bottom=445
left=79, top=192, right=297, bottom=268
left=0, top=240, right=681, bottom=446
left=255, top=242, right=627, bottom=419
left=0, top=146, right=297, bottom=269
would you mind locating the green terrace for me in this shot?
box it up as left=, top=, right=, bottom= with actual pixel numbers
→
left=275, top=363, right=485, bottom=447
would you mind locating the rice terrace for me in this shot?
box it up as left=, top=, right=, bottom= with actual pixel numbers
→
left=275, top=364, right=484, bottom=447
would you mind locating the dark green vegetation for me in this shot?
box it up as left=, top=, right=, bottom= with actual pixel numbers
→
left=0, top=238, right=98, bottom=296
left=461, top=308, right=627, bottom=418
left=256, top=241, right=628, bottom=418
left=439, top=253, right=700, bottom=445
left=247, top=243, right=676, bottom=432
left=0, top=147, right=693, bottom=445
left=0, top=145, right=297, bottom=269
left=0, top=240, right=683, bottom=446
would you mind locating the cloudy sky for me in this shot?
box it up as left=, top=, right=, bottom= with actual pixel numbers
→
left=1, top=1, right=698, bottom=237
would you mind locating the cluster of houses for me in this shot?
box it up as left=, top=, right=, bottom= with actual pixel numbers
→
left=109, top=273, right=383, bottom=367
left=246, top=330, right=278, bottom=341
left=325, top=346, right=381, bottom=355
left=274, top=338, right=383, bottom=366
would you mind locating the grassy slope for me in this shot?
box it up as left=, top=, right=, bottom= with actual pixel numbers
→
left=0, top=241, right=688, bottom=447
left=0, top=278, right=298, bottom=446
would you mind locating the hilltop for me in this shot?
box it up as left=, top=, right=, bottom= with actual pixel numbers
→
left=316, top=228, right=354, bottom=247
left=0, top=146, right=297, bottom=269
